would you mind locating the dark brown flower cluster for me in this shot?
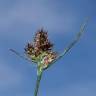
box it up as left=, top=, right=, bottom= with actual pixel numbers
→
left=24, top=29, right=56, bottom=58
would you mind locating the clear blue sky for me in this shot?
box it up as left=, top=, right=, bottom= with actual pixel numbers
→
left=0, top=0, right=96, bottom=96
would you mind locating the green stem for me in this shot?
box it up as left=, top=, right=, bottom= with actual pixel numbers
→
left=34, top=70, right=43, bottom=96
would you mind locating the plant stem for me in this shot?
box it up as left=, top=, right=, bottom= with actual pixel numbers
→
left=34, top=70, right=43, bottom=96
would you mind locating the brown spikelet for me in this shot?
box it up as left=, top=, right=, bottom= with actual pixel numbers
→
left=33, top=29, right=53, bottom=56
left=24, top=43, right=34, bottom=55
left=24, top=29, right=57, bottom=58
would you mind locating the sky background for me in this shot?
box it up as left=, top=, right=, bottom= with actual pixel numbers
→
left=0, top=0, right=96, bottom=96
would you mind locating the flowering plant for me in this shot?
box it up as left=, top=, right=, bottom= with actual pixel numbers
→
left=10, top=18, right=88, bottom=96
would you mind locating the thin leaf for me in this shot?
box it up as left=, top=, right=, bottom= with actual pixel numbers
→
left=9, top=49, right=37, bottom=64
left=44, top=17, right=89, bottom=70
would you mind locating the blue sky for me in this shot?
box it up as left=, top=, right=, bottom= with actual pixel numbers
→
left=0, top=0, right=96, bottom=96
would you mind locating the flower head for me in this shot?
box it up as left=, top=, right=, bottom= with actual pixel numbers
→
left=24, top=29, right=58, bottom=69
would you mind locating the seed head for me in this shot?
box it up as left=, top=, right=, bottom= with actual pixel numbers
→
left=24, top=29, right=58, bottom=68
